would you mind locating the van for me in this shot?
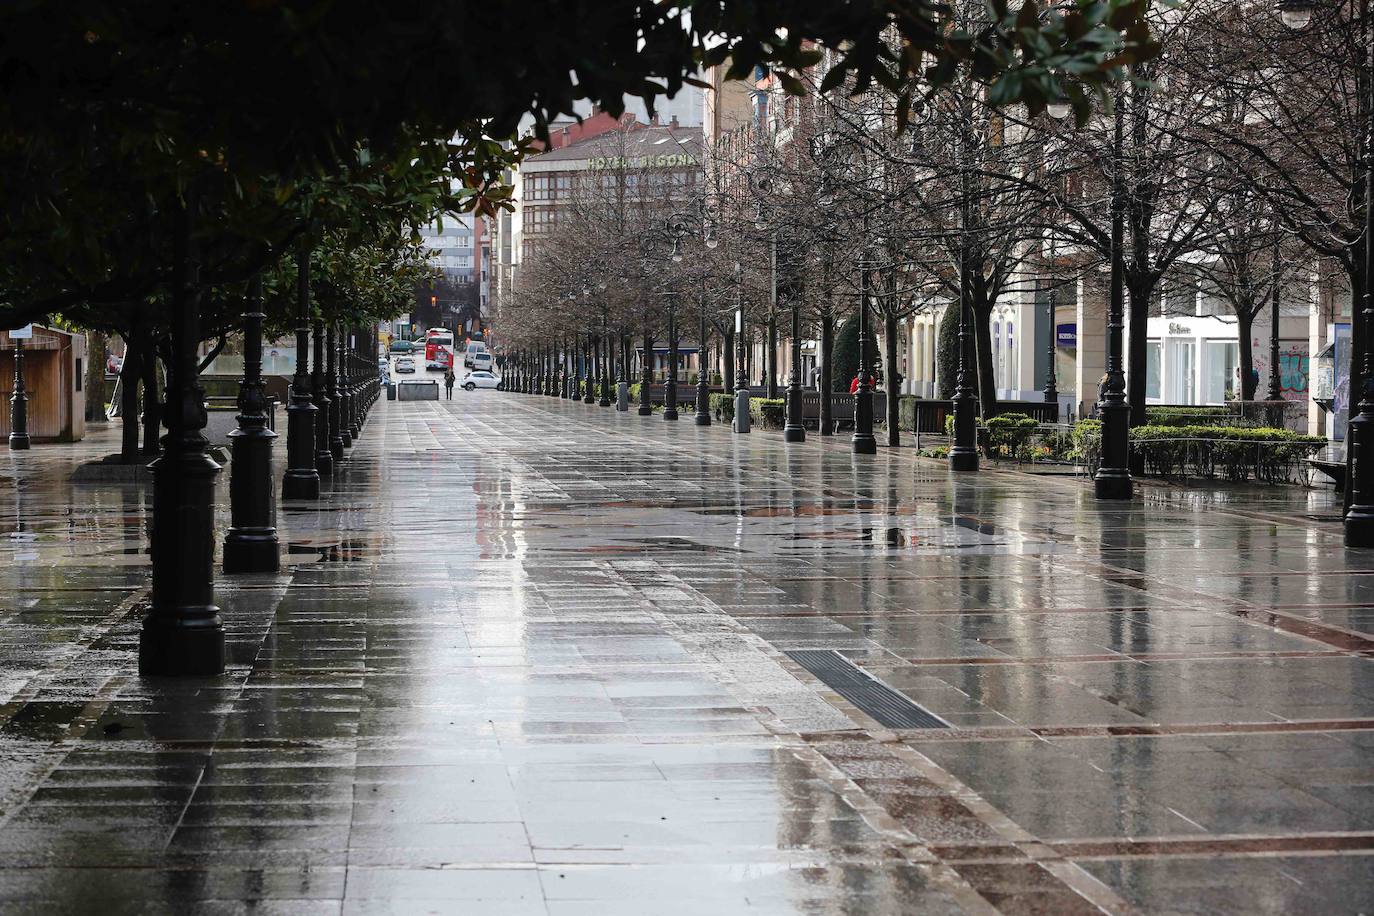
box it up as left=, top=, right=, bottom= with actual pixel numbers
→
left=471, top=351, right=493, bottom=372
left=464, top=340, right=489, bottom=369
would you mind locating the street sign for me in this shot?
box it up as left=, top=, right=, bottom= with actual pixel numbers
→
left=10, top=324, right=33, bottom=339
left=1055, top=323, right=1076, bottom=347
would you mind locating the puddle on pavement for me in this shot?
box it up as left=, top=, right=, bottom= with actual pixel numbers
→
left=287, top=537, right=384, bottom=562
left=0, top=701, right=86, bottom=740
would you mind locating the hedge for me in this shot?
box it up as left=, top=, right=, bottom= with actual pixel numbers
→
left=1071, top=419, right=1321, bottom=482
left=1145, top=406, right=1233, bottom=427
left=750, top=397, right=785, bottom=429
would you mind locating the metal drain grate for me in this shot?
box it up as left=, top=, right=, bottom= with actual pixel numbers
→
left=785, top=649, right=950, bottom=729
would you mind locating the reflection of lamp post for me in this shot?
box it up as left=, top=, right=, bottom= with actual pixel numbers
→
left=8, top=331, right=29, bottom=450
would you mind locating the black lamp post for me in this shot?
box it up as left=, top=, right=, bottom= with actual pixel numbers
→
left=695, top=285, right=711, bottom=426
left=326, top=324, right=345, bottom=463
left=583, top=336, right=595, bottom=403
left=224, top=277, right=280, bottom=574
left=600, top=308, right=613, bottom=407
left=783, top=267, right=805, bottom=443
left=338, top=328, right=353, bottom=448
left=733, top=262, right=751, bottom=433
left=8, top=332, right=29, bottom=450
left=949, top=102, right=979, bottom=472
left=141, top=196, right=224, bottom=676
left=1278, top=0, right=1372, bottom=542
left=1095, top=91, right=1133, bottom=500
left=639, top=326, right=654, bottom=416
left=1043, top=245, right=1060, bottom=416
left=312, top=318, right=333, bottom=477
left=852, top=245, right=877, bottom=455
left=664, top=297, right=679, bottom=420
left=282, top=246, right=320, bottom=500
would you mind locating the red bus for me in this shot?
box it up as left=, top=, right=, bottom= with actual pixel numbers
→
left=424, top=328, right=454, bottom=370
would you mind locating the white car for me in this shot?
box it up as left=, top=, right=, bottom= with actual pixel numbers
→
left=395, top=356, right=416, bottom=374
left=462, top=371, right=500, bottom=391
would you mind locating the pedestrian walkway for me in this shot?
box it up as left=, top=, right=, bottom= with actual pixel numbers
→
left=0, top=395, right=1370, bottom=914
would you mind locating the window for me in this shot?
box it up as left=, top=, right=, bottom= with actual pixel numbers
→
left=1203, top=340, right=1239, bottom=404
left=1168, top=341, right=1196, bottom=404
left=75, top=358, right=83, bottom=391
left=1145, top=341, right=1161, bottom=399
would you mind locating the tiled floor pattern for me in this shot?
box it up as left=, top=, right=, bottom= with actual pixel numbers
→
left=0, top=394, right=1369, bottom=914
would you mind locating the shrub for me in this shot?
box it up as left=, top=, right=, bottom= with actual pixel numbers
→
left=710, top=393, right=735, bottom=422
left=936, top=301, right=960, bottom=400
left=831, top=316, right=878, bottom=392
left=1145, top=406, right=1232, bottom=427
left=1131, top=424, right=1325, bottom=483
left=1071, top=419, right=1103, bottom=471
left=750, top=397, right=785, bottom=429
left=898, top=395, right=921, bottom=431
left=983, top=412, right=1038, bottom=460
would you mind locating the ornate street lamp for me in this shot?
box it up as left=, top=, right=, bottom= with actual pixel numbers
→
left=853, top=243, right=877, bottom=455
left=312, top=318, right=333, bottom=477
left=224, top=276, right=280, bottom=574
left=733, top=262, right=751, bottom=433
left=1043, top=235, right=1060, bottom=417
left=282, top=245, right=320, bottom=499
left=1095, top=91, right=1133, bottom=500
left=664, top=200, right=719, bottom=424
left=326, top=324, right=345, bottom=462
left=1276, top=0, right=1371, bottom=541
left=338, top=327, right=353, bottom=448
left=8, top=330, right=29, bottom=450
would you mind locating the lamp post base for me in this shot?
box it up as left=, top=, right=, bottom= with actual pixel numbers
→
left=784, top=426, right=805, bottom=442
left=223, top=531, right=281, bottom=574
left=139, top=619, right=225, bottom=676
left=1093, top=470, right=1133, bottom=500
left=852, top=434, right=877, bottom=455
left=282, top=471, right=320, bottom=501
left=617, top=383, right=629, bottom=411
left=8, top=433, right=30, bottom=450
left=949, top=448, right=979, bottom=472
left=1345, top=507, right=1374, bottom=547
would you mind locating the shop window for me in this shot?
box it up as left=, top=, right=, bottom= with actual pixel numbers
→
left=1145, top=341, right=1161, bottom=399
left=1203, top=340, right=1239, bottom=404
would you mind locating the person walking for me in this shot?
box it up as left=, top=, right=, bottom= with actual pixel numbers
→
left=444, top=366, right=456, bottom=400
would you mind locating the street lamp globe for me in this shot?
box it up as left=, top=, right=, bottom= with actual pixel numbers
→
left=1047, top=100, right=1072, bottom=120
left=1275, top=0, right=1314, bottom=28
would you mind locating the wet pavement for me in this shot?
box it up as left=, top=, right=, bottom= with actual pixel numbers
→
left=0, top=392, right=1371, bottom=914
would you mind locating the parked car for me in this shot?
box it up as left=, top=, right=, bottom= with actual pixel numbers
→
left=395, top=356, right=416, bottom=374
left=389, top=340, right=416, bottom=353
left=462, top=370, right=500, bottom=391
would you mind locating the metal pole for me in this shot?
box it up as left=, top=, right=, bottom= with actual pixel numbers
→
left=695, top=288, right=711, bottom=426
left=733, top=269, right=751, bottom=433
left=1095, top=92, right=1134, bottom=500
left=312, top=318, right=333, bottom=477
left=783, top=264, right=805, bottom=442
left=1345, top=19, right=1374, bottom=543
left=852, top=250, right=877, bottom=455
left=8, top=337, right=29, bottom=450
left=639, top=325, right=654, bottom=416
left=326, top=323, right=345, bottom=462
left=141, top=192, right=225, bottom=675
left=338, top=326, right=354, bottom=448
left=600, top=309, right=613, bottom=407
left=664, top=298, right=679, bottom=420
left=224, top=276, right=280, bottom=574
left=282, top=245, right=320, bottom=499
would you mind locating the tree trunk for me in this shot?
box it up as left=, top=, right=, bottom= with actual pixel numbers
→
left=119, top=337, right=141, bottom=461
left=141, top=332, right=163, bottom=457
left=1126, top=276, right=1153, bottom=427
left=85, top=331, right=108, bottom=422
left=884, top=312, right=900, bottom=446
left=972, top=306, right=998, bottom=418
left=1237, top=308, right=1257, bottom=401
left=723, top=329, right=735, bottom=393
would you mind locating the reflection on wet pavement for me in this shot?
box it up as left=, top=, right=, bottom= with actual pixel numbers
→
left=0, top=395, right=1370, bottom=913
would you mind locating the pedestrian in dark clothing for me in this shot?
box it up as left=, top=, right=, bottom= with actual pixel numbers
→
left=444, top=368, right=455, bottom=399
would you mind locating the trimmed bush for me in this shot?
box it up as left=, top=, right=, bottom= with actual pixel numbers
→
left=831, top=316, right=878, bottom=392
left=1131, top=424, right=1325, bottom=482
left=1145, top=406, right=1232, bottom=427
left=936, top=302, right=960, bottom=400
left=983, top=412, right=1038, bottom=460
left=710, top=393, right=735, bottom=422
left=1072, top=419, right=1103, bottom=470
left=750, top=397, right=785, bottom=429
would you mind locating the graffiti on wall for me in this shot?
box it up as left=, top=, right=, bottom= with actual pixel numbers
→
left=1253, top=344, right=1310, bottom=401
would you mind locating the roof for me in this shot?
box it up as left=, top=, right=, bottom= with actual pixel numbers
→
left=523, top=124, right=702, bottom=168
